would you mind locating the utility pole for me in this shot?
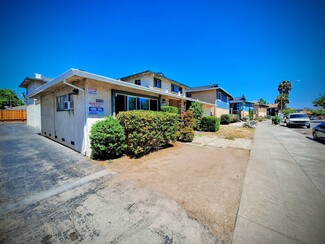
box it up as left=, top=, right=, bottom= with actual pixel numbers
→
left=280, top=83, right=283, bottom=110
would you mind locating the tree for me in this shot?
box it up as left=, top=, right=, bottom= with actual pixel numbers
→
left=189, top=101, right=203, bottom=130
left=282, top=108, right=296, bottom=116
left=313, top=108, right=325, bottom=116
left=278, top=81, right=292, bottom=95
left=276, top=81, right=292, bottom=110
left=313, top=94, right=325, bottom=108
left=258, top=98, right=267, bottom=104
left=0, top=89, right=25, bottom=109
left=275, top=94, right=289, bottom=109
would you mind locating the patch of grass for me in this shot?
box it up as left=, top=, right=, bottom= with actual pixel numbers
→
left=106, top=159, right=113, bottom=164
left=194, top=125, right=255, bottom=140
left=195, top=133, right=204, bottom=138
left=217, top=126, right=255, bottom=140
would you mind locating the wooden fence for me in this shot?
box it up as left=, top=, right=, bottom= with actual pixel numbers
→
left=0, top=110, right=27, bottom=122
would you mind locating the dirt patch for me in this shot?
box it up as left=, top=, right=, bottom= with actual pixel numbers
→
left=106, top=142, right=249, bottom=242
left=196, top=126, right=255, bottom=140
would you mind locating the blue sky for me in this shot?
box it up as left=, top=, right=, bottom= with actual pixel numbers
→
left=1, top=0, right=324, bottom=108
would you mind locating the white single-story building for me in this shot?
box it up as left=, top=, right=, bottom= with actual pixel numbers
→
left=26, top=69, right=216, bottom=157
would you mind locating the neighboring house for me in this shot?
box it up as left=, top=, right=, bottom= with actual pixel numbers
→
left=119, top=70, right=189, bottom=113
left=254, top=103, right=268, bottom=118
left=230, top=96, right=255, bottom=117
left=266, top=104, right=279, bottom=116
left=27, top=69, right=215, bottom=157
left=19, top=74, right=51, bottom=128
left=186, top=84, right=233, bottom=117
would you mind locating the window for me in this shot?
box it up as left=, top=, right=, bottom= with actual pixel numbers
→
left=135, top=79, right=141, bottom=85
left=154, top=78, right=162, bottom=88
left=217, top=92, right=221, bottom=100
left=128, top=96, right=137, bottom=110
left=57, top=94, right=74, bottom=111
left=217, top=91, right=228, bottom=103
left=171, top=84, right=182, bottom=93
left=115, top=92, right=158, bottom=113
left=186, top=93, right=192, bottom=98
left=139, top=98, right=149, bottom=110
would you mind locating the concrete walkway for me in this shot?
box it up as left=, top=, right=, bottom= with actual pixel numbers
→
left=233, top=121, right=325, bottom=244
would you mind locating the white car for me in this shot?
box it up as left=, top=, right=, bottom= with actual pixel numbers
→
left=285, top=113, right=310, bottom=128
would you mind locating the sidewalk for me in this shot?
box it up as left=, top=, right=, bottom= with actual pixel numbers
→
left=233, top=121, right=325, bottom=244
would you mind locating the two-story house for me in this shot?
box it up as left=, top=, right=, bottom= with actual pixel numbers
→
left=229, top=96, right=255, bottom=117
left=19, top=73, right=51, bottom=129
left=186, top=84, right=233, bottom=117
left=119, top=70, right=189, bottom=113
left=25, top=69, right=215, bottom=157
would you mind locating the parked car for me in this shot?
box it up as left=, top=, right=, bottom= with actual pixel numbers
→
left=312, top=122, right=325, bottom=141
left=285, top=113, right=310, bottom=128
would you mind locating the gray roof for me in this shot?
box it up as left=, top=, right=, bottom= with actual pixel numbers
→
left=19, top=76, right=52, bottom=88
left=186, top=84, right=233, bottom=99
left=120, top=70, right=189, bottom=88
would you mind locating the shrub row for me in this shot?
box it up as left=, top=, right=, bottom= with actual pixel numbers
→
left=201, top=116, right=220, bottom=132
left=117, top=110, right=178, bottom=158
left=161, top=105, right=178, bottom=114
left=220, top=114, right=240, bottom=125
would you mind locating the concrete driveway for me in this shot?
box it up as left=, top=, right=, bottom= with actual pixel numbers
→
left=233, top=121, right=325, bottom=244
left=0, top=123, right=217, bottom=243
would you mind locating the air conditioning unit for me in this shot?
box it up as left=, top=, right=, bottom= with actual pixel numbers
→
left=63, top=101, right=71, bottom=110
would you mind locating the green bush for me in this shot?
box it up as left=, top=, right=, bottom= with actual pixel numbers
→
left=161, top=105, right=178, bottom=114
left=90, top=116, right=127, bottom=160
left=272, top=115, right=281, bottom=125
left=220, top=114, right=231, bottom=125
left=249, top=108, right=254, bottom=120
left=183, top=110, right=195, bottom=128
left=176, top=126, right=194, bottom=142
left=117, top=110, right=178, bottom=158
left=189, top=101, right=203, bottom=130
left=201, top=116, right=220, bottom=132
left=177, top=110, right=195, bottom=142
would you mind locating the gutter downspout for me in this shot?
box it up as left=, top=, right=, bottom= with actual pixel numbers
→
left=63, top=79, right=88, bottom=156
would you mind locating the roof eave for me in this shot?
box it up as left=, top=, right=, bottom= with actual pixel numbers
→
left=28, top=69, right=214, bottom=106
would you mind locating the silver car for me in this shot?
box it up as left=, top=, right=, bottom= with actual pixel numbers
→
left=313, top=122, right=325, bottom=141
left=285, top=113, right=310, bottom=128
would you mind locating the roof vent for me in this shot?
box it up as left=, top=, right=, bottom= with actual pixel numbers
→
left=35, top=73, right=42, bottom=79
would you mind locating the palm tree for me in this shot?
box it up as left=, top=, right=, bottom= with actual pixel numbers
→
left=278, top=81, right=292, bottom=95
left=276, top=81, right=292, bottom=110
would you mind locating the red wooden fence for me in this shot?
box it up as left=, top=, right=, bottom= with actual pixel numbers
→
left=0, top=110, right=27, bottom=121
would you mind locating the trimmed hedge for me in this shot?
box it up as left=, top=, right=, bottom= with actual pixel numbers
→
left=201, top=116, right=220, bottom=132
left=117, top=110, right=178, bottom=158
left=220, top=114, right=231, bottom=125
left=177, top=126, right=194, bottom=142
left=161, top=105, right=178, bottom=114
left=90, top=116, right=127, bottom=160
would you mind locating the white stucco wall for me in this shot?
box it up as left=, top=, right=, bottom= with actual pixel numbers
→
left=26, top=80, right=45, bottom=129
left=40, top=85, right=85, bottom=153
left=84, top=79, right=113, bottom=157
left=26, top=100, right=41, bottom=129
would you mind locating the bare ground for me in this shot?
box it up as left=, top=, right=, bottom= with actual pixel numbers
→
left=105, top=142, right=250, bottom=242
left=196, top=126, right=255, bottom=140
